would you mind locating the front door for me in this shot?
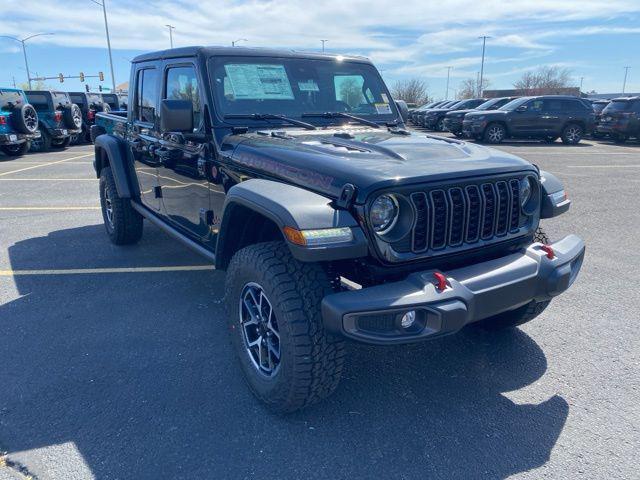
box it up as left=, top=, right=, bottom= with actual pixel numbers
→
left=156, top=62, right=213, bottom=245
left=509, top=99, right=545, bottom=137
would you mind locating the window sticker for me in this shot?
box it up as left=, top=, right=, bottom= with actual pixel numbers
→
left=381, top=93, right=389, bottom=103
left=375, top=103, right=392, bottom=114
left=224, top=64, right=294, bottom=100
left=298, top=80, right=320, bottom=92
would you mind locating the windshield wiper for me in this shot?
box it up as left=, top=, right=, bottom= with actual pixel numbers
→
left=224, top=113, right=316, bottom=130
left=301, top=111, right=381, bottom=129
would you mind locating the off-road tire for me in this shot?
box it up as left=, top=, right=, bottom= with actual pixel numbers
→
left=483, top=122, right=506, bottom=144
left=1, top=142, right=30, bottom=157
left=63, top=104, right=83, bottom=130
left=225, top=241, right=346, bottom=413
left=51, top=136, right=71, bottom=149
left=561, top=123, right=583, bottom=145
left=99, top=166, right=143, bottom=245
left=435, top=118, right=445, bottom=132
left=30, top=128, right=52, bottom=152
left=475, top=226, right=551, bottom=330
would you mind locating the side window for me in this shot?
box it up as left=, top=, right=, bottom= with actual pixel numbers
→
left=334, top=75, right=365, bottom=109
left=165, top=65, right=201, bottom=129
left=528, top=99, right=544, bottom=112
left=27, top=93, right=50, bottom=112
left=633, top=100, right=640, bottom=113
left=135, top=68, right=158, bottom=123
left=542, top=99, right=562, bottom=111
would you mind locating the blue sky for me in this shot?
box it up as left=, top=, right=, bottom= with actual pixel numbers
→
left=1, top=0, right=638, bottom=98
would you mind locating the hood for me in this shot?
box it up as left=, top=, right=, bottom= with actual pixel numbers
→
left=224, top=128, right=535, bottom=203
left=446, top=109, right=475, bottom=118
left=466, top=109, right=508, bottom=119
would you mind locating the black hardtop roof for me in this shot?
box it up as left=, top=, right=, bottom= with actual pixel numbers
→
left=611, top=96, right=640, bottom=101
left=25, top=90, right=70, bottom=96
left=132, top=46, right=372, bottom=64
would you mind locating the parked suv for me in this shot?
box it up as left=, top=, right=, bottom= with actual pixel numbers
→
left=92, top=46, right=584, bottom=412
left=444, top=97, right=518, bottom=137
left=597, top=97, right=640, bottom=143
left=410, top=100, right=445, bottom=124
left=422, top=98, right=486, bottom=131
left=25, top=90, right=83, bottom=151
left=464, top=95, right=595, bottom=144
left=101, top=93, right=120, bottom=111
left=0, top=88, right=40, bottom=156
left=69, top=92, right=110, bottom=144
left=413, top=100, right=456, bottom=126
left=589, top=100, right=610, bottom=138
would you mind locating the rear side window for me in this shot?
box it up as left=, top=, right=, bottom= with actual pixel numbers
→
left=0, top=90, right=24, bottom=111
left=51, top=92, right=71, bottom=109
left=69, top=94, right=85, bottom=106
left=27, top=93, right=50, bottom=111
left=136, top=68, right=158, bottom=123
left=605, top=100, right=632, bottom=113
left=165, top=65, right=201, bottom=128
left=86, top=94, right=103, bottom=108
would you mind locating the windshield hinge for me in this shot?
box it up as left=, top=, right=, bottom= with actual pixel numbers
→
left=336, top=183, right=356, bottom=209
left=231, top=126, right=249, bottom=134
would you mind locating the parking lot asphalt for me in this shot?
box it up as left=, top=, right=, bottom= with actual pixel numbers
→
left=0, top=136, right=639, bottom=480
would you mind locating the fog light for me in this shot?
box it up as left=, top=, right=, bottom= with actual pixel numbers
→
left=400, top=310, right=416, bottom=329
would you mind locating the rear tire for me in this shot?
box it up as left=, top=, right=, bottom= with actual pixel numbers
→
left=51, top=137, right=71, bottom=149
left=30, top=128, right=52, bottom=152
left=483, top=123, right=506, bottom=144
left=561, top=123, right=583, bottom=145
left=99, top=166, right=143, bottom=245
left=225, top=241, right=346, bottom=413
left=474, top=226, right=551, bottom=330
left=1, top=142, right=30, bottom=157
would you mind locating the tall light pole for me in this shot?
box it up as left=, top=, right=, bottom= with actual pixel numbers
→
left=0, top=33, right=54, bottom=89
left=622, top=66, right=631, bottom=94
left=165, top=25, right=175, bottom=48
left=445, top=66, right=452, bottom=100
left=579, top=76, right=584, bottom=92
left=232, top=38, right=247, bottom=47
left=321, top=39, right=328, bottom=52
left=90, top=0, right=116, bottom=92
left=478, top=35, right=490, bottom=97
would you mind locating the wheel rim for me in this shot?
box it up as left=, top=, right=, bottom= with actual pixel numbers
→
left=239, top=282, right=281, bottom=377
left=437, top=119, right=444, bottom=131
left=73, top=107, right=82, bottom=128
left=24, top=108, right=38, bottom=132
left=104, top=188, right=114, bottom=227
left=566, top=126, right=581, bottom=143
left=488, top=126, right=503, bottom=142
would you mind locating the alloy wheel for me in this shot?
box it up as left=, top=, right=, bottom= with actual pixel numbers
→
left=104, top=188, right=114, bottom=227
left=239, top=282, right=281, bottom=377
left=565, top=126, right=581, bottom=143
left=487, top=125, right=504, bottom=142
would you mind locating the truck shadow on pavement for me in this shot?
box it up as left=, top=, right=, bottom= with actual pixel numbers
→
left=1, top=224, right=569, bottom=480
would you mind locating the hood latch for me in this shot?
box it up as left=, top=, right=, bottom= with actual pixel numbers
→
left=336, top=183, right=356, bottom=209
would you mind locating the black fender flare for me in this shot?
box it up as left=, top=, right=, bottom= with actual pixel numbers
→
left=216, top=179, right=368, bottom=267
left=93, top=135, right=138, bottom=199
left=540, top=170, right=571, bottom=218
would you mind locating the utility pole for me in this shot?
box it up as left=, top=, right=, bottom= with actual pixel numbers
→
left=478, top=36, right=490, bottom=97
left=445, top=66, right=452, bottom=100
left=622, top=66, right=630, bottom=94
left=0, top=33, right=54, bottom=89
left=90, top=0, right=116, bottom=92
left=165, top=25, right=175, bottom=48
left=12, top=76, right=16, bottom=88
left=580, top=76, right=584, bottom=92
left=321, top=39, right=328, bottom=52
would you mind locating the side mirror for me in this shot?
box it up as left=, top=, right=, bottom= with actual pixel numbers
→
left=516, top=105, right=528, bottom=112
left=160, top=99, right=193, bottom=133
left=395, top=99, right=409, bottom=123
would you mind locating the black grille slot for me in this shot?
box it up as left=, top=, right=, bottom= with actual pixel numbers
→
left=410, top=192, right=429, bottom=252
left=509, top=179, right=521, bottom=231
left=465, top=185, right=481, bottom=242
left=481, top=183, right=496, bottom=239
left=430, top=190, right=448, bottom=249
left=448, top=187, right=466, bottom=246
left=495, top=181, right=510, bottom=236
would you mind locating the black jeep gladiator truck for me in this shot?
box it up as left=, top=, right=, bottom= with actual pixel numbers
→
left=92, top=46, right=585, bottom=412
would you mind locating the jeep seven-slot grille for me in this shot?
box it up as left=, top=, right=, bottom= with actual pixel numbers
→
left=409, top=178, right=522, bottom=253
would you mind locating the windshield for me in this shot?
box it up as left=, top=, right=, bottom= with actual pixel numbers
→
left=477, top=97, right=509, bottom=111
left=209, top=56, right=398, bottom=125
left=499, top=97, right=532, bottom=111
left=0, top=90, right=24, bottom=111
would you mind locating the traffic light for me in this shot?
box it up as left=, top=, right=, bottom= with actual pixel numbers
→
left=58, top=73, right=64, bottom=83
left=99, top=85, right=103, bottom=92
left=98, top=71, right=104, bottom=82
left=79, top=72, right=85, bottom=82
left=85, top=84, right=90, bottom=92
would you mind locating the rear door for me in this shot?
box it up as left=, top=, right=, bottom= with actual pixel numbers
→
left=156, top=60, right=213, bottom=245
left=129, top=62, right=162, bottom=211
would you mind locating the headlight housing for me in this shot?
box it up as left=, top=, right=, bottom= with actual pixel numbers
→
left=370, top=194, right=399, bottom=234
left=520, top=176, right=540, bottom=215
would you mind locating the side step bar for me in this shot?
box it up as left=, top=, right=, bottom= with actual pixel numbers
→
left=131, top=201, right=216, bottom=264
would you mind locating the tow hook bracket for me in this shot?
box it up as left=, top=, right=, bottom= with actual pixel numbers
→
left=433, top=272, right=448, bottom=292
left=541, top=244, right=555, bottom=259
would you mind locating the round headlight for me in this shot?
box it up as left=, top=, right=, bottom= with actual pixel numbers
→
left=370, top=194, right=399, bottom=234
left=520, top=177, right=532, bottom=208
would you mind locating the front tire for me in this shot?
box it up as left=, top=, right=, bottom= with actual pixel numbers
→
left=99, top=166, right=143, bottom=245
left=561, top=123, right=583, bottom=145
left=484, top=122, right=506, bottom=144
left=1, top=142, right=30, bottom=157
left=435, top=118, right=445, bottom=132
left=225, top=241, right=346, bottom=413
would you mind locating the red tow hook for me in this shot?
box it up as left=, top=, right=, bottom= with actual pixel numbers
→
left=540, top=244, right=555, bottom=259
left=433, top=272, right=448, bottom=292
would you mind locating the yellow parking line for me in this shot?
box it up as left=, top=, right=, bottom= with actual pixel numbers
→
left=0, top=265, right=216, bottom=276
left=0, top=206, right=100, bottom=211
left=0, top=153, right=93, bottom=177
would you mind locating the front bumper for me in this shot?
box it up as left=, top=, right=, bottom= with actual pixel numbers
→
left=0, top=131, right=40, bottom=146
left=444, top=118, right=463, bottom=133
left=322, top=235, right=585, bottom=344
left=462, top=120, right=486, bottom=137
left=48, top=127, right=82, bottom=139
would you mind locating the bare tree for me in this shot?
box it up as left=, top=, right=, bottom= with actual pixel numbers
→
left=391, top=79, right=430, bottom=106
left=457, top=77, right=491, bottom=99
left=513, top=66, right=574, bottom=95
left=18, top=79, right=50, bottom=91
